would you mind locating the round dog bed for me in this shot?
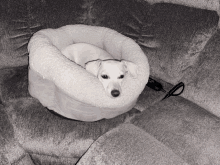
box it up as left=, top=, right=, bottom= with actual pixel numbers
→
left=28, top=25, right=149, bottom=121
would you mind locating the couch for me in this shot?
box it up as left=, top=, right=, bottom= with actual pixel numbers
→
left=1, top=0, right=220, bottom=164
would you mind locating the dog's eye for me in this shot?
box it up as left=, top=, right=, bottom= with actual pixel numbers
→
left=101, top=75, right=109, bottom=79
left=118, top=75, right=124, bottom=79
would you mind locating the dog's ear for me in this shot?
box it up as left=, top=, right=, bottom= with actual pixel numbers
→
left=121, top=60, right=138, bottom=78
left=85, top=60, right=102, bottom=77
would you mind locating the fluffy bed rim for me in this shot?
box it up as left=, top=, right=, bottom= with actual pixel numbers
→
left=28, top=25, right=149, bottom=121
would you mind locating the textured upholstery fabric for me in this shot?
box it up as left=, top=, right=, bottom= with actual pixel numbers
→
left=77, top=124, right=188, bottom=165
left=0, top=0, right=220, bottom=164
left=2, top=96, right=133, bottom=164
left=0, top=105, right=34, bottom=165
left=131, top=96, right=220, bottom=165
left=181, top=30, right=220, bottom=118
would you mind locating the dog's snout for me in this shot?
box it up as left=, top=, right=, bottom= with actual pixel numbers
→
left=111, top=90, right=120, bottom=97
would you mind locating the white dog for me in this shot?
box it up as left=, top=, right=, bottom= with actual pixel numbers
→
left=61, top=43, right=137, bottom=98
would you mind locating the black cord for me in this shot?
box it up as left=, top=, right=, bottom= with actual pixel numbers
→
left=161, top=82, right=184, bottom=100
left=146, top=77, right=185, bottom=100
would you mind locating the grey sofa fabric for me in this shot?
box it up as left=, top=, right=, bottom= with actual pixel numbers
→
left=132, top=96, right=220, bottom=165
left=0, top=105, right=34, bottom=165
left=77, top=124, right=188, bottom=165
left=1, top=0, right=220, bottom=164
left=181, top=30, right=220, bottom=118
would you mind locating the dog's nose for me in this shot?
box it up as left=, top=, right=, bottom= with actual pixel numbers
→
left=111, top=90, right=120, bottom=97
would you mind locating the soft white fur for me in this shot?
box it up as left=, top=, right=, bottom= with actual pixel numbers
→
left=28, top=25, right=150, bottom=121
left=88, top=60, right=138, bottom=98
left=61, top=43, right=113, bottom=67
left=61, top=43, right=138, bottom=98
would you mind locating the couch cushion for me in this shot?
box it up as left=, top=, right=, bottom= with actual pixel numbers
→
left=138, top=3, right=218, bottom=84
left=3, top=96, right=140, bottom=164
left=131, top=96, right=220, bottom=165
left=146, top=0, right=219, bottom=12
left=0, top=105, right=34, bottom=165
left=81, top=2, right=219, bottom=84
left=0, top=0, right=84, bottom=69
left=77, top=123, right=188, bottom=165
left=0, top=66, right=30, bottom=104
left=180, top=30, right=220, bottom=118
left=1, top=0, right=218, bottom=74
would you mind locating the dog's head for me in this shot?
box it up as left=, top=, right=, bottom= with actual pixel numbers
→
left=85, top=59, right=138, bottom=98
